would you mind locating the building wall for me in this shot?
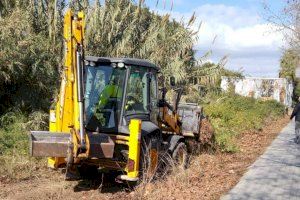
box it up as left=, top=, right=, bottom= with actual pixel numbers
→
left=221, top=77, right=294, bottom=107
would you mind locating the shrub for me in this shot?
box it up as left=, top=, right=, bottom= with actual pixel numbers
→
left=204, top=94, right=285, bottom=152
left=0, top=111, right=47, bottom=180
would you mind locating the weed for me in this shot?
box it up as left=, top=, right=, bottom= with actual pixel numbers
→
left=0, top=111, right=47, bottom=181
left=204, top=94, right=285, bottom=152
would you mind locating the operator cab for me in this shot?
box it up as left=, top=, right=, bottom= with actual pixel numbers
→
left=83, top=56, right=160, bottom=134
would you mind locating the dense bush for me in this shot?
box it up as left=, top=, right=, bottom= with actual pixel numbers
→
left=0, top=112, right=27, bottom=155
left=0, top=6, right=61, bottom=115
left=0, top=0, right=197, bottom=116
left=0, top=111, right=48, bottom=180
left=204, top=94, right=286, bottom=152
left=0, top=111, right=48, bottom=155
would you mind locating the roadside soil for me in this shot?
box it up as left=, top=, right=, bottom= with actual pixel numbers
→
left=0, top=115, right=290, bottom=200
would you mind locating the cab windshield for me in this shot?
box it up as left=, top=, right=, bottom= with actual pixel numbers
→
left=84, top=64, right=126, bottom=131
left=125, top=66, right=149, bottom=116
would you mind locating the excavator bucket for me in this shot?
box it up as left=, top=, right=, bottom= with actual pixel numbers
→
left=29, top=131, right=70, bottom=157
left=29, top=131, right=116, bottom=158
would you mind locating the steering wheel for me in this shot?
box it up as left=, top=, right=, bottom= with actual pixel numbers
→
left=127, top=95, right=143, bottom=111
left=127, top=95, right=139, bottom=102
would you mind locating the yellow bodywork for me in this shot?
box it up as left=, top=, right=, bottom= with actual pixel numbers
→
left=126, top=119, right=142, bottom=179
left=48, top=9, right=84, bottom=168
left=46, top=10, right=143, bottom=181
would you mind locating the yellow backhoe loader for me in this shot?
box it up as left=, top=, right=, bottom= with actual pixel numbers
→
left=29, top=10, right=210, bottom=182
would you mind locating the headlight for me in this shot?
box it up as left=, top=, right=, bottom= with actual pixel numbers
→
left=117, top=62, right=125, bottom=68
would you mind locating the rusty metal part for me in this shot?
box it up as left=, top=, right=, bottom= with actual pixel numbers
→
left=86, top=132, right=115, bottom=158
left=29, top=131, right=70, bottom=157
left=30, top=131, right=115, bottom=159
left=158, top=106, right=182, bottom=134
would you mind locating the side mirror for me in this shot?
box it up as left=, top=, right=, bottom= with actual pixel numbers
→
left=170, top=76, right=176, bottom=87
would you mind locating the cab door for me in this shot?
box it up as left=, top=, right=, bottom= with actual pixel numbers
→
left=149, top=70, right=159, bottom=124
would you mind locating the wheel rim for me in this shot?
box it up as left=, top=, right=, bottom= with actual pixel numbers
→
left=149, top=148, right=158, bottom=174
left=178, top=148, right=184, bottom=165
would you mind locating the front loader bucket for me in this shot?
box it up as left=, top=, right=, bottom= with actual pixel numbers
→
left=29, top=131, right=70, bottom=157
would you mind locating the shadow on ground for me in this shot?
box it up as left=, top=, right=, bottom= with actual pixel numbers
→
left=72, top=171, right=131, bottom=194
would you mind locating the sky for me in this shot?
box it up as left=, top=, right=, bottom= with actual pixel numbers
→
left=145, top=0, right=287, bottom=77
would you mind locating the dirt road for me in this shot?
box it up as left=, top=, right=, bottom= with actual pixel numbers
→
left=0, top=116, right=290, bottom=200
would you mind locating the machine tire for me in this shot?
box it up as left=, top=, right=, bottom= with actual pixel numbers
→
left=139, top=134, right=160, bottom=182
left=171, top=142, right=189, bottom=170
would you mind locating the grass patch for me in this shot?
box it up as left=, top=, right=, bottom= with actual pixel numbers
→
left=0, top=111, right=47, bottom=181
left=204, top=94, right=286, bottom=152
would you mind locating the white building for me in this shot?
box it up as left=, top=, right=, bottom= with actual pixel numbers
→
left=221, top=77, right=294, bottom=107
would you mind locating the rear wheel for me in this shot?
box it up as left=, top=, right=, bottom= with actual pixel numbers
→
left=171, top=142, right=189, bottom=170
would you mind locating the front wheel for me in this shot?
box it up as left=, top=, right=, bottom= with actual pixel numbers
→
left=171, top=142, right=189, bottom=170
left=139, top=135, right=160, bottom=181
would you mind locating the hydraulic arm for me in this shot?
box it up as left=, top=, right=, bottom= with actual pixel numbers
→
left=48, top=9, right=85, bottom=167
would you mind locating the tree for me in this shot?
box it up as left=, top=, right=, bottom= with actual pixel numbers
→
left=279, top=49, right=299, bottom=80
left=85, top=0, right=197, bottom=82
left=279, top=49, right=300, bottom=98
left=0, top=1, right=65, bottom=114
left=0, top=0, right=197, bottom=115
left=265, top=0, right=300, bottom=52
left=266, top=1, right=300, bottom=99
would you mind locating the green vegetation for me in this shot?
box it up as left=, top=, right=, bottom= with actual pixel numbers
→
left=85, top=0, right=197, bottom=81
left=0, top=0, right=288, bottom=181
left=0, top=0, right=197, bottom=116
left=0, top=111, right=48, bottom=180
left=0, top=112, right=27, bottom=156
left=279, top=50, right=299, bottom=80
left=204, top=94, right=286, bottom=152
left=188, top=60, right=243, bottom=87
left=279, top=49, right=300, bottom=100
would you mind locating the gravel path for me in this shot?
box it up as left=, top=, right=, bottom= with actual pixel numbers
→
left=222, top=120, right=300, bottom=200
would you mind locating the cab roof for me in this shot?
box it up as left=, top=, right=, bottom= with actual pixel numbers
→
left=85, top=56, right=160, bottom=71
